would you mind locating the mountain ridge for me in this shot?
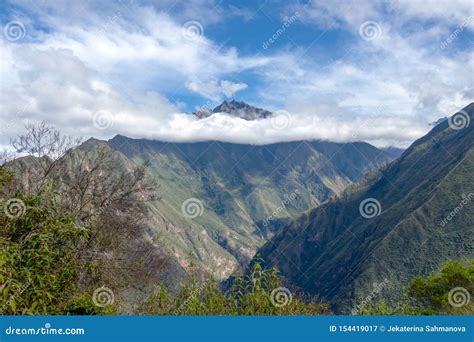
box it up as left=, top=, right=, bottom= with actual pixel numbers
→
left=105, top=135, right=396, bottom=279
left=255, top=103, right=474, bottom=311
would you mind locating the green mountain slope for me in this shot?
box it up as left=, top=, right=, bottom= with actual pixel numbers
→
left=256, top=103, right=474, bottom=311
left=106, top=136, right=394, bottom=279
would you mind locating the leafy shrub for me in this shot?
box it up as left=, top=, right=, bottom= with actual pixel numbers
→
left=360, top=260, right=473, bottom=315
left=0, top=166, right=111, bottom=315
left=141, top=263, right=330, bottom=315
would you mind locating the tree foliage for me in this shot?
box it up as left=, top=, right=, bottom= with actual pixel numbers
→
left=360, top=260, right=473, bottom=315
left=0, top=166, right=109, bottom=314
left=140, top=263, right=330, bottom=315
left=1, top=123, right=157, bottom=315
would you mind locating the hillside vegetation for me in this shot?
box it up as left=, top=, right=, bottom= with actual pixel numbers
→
left=257, top=104, right=474, bottom=312
left=107, top=135, right=394, bottom=279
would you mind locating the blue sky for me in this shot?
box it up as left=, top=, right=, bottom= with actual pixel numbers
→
left=0, top=0, right=473, bottom=148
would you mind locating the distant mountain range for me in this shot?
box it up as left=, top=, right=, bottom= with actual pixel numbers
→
left=8, top=100, right=398, bottom=290
left=193, top=100, right=273, bottom=120
left=9, top=100, right=471, bottom=312
left=256, top=103, right=474, bottom=312
left=381, top=146, right=405, bottom=158
left=107, top=136, right=394, bottom=278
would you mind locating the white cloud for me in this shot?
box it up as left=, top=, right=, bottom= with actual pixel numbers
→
left=118, top=109, right=427, bottom=148
left=394, top=0, right=474, bottom=29
left=266, top=0, right=474, bottom=127
left=0, top=0, right=472, bottom=149
left=220, top=80, right=248, bottom=98
left=296, top=0, right=474, bottom=30
left=185, top=79, right=248, bottom=100
left=37, top=13, right=266, bottom=88
left=0, top=2, right=267, bottom=143
left=295, top=0, right=380, bottom=29
left=0, top=42, right=178, bottom=141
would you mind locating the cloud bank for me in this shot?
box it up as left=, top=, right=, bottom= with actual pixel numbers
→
left=0, top=0, right=472, bottom=148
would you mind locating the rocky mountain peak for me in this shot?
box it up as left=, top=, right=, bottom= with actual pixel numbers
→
left=193, top=100, right=272, bottom=121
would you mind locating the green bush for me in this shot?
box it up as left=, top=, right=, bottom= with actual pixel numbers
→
left=360, top=260, right=473, bottom=315
left=141, top=263, right=330, bottom=315
left=0, top=166, right=111, bottom=315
